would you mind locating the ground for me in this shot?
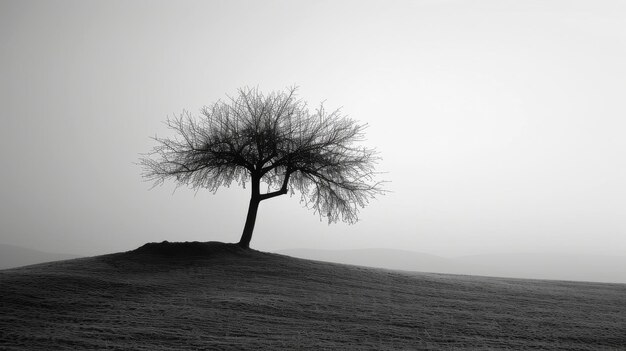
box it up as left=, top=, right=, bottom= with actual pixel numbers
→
left=1, top=241, right=625, bottom=350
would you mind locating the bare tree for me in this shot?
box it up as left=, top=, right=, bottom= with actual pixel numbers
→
left=140, top=87, right=384, bottom=248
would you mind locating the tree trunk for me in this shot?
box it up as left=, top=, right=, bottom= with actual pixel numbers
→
left=238, top=174, right=261, bottom=249
left=238, top=196, right=260, bottom=249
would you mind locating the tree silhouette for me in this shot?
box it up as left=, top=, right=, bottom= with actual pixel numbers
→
left=140, top=87, right=384, bottom=248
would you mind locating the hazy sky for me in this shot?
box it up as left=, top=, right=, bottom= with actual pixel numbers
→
left=1, top=0, right=625, bottom=258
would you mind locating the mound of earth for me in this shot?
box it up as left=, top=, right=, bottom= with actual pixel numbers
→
left=131, top=240, right=248, bottom=256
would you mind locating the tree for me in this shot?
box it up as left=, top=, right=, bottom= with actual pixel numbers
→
left=140, top=87, right=384, bottom=248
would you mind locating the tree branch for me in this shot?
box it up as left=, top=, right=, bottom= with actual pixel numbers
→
left=259, top=168, right=292, bottom=201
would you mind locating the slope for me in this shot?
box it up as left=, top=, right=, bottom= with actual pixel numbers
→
left=277, top=248, right=626, bottom=284
left=1, top=241, right=625, bottom=350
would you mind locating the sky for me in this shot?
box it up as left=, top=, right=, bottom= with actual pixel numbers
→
left=1, top=0, right=625, bottom=259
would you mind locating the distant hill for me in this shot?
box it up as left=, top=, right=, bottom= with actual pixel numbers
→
left=276, top=248, right=626, bottom=284
left=1, top=241, right=624, bottom=350
left=454, top=253, right=626, bottom=284
left=0, top=244, right=81, bottom=270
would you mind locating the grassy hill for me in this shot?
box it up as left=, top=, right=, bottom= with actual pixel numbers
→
left=1, top=241, right=625, bottom=350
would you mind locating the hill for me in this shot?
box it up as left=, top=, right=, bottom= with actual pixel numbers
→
left=277, top=248, right=626, bottom=284
left=276, top=248, right=456, bottom=274
left=0, top=244, right=82, bottom=270
left=1, top=241, right=625, bottom=350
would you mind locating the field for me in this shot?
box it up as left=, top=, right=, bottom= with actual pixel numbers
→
left=1, top=242, right=625, bottom=350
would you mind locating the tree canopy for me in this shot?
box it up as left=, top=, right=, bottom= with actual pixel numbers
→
left=140, top=87, right=384, bottom=248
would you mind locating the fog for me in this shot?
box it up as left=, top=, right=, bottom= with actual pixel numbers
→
left=1, top=0, right=625, bottom=275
